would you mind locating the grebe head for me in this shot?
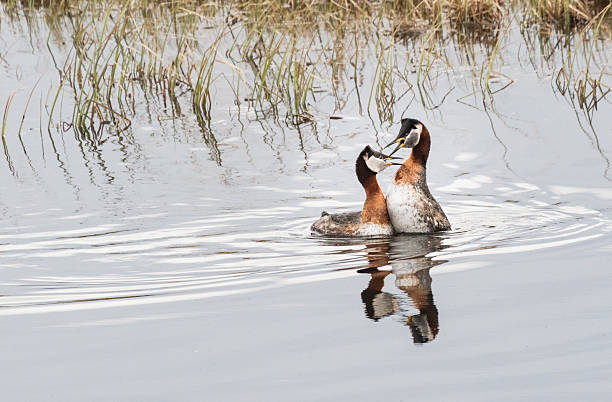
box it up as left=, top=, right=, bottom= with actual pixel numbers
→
left=383, top=118, right=424, bottom=156
left=358, top=145, right=402, bottom=174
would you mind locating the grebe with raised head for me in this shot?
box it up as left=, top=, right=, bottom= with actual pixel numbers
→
left=311, top=146, right=401, bottom=237
left=383, top=118, right=450, bottom=233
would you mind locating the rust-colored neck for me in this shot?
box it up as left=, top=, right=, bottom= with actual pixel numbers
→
left=411, top=125, right=431, bottom=166
left=355, top=156, right=391, bottom=225
left=360, top=175, right=391, bottom=225
left=394, top=126, right=430, bottom=185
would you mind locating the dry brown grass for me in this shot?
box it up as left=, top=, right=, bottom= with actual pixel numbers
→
left=446, top=0, right=505, bottom=28
left=524, top=0, right=611, bottom=32
left=0, top=0, right=610, bottom=134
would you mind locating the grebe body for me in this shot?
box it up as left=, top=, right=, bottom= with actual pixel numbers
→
left=312, top=211, right=393, bottom=237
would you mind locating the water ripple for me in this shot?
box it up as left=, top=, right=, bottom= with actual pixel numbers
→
left=1, top=180, right=611, bottom=315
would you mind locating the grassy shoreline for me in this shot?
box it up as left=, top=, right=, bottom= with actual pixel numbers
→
left=0, top=0, right=610, bottom=141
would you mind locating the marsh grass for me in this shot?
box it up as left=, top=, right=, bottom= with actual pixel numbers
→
left=447, top=0, right=505, bottom=28
left=0, top=0, right=610, bottom=142
left=1, top=89, right=19, bottom=175
left=524, top=0, right=611, bottom=33
left=518, top=0, right=612, bottom=119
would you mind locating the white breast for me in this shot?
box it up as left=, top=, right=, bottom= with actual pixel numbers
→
left=386, top=182, right=431, bottom=233
left=356, top=223, right=394, bottom=236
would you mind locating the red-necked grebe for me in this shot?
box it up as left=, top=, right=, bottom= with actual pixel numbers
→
left=383, top=118, right=450, bottom=233
left=311, top=145, right=401, bottom=237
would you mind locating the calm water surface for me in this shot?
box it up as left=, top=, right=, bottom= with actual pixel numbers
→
left=1, top=7, right=612, bottom=401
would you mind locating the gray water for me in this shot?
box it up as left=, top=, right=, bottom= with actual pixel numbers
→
left=1, top=6, right=612, bottom=401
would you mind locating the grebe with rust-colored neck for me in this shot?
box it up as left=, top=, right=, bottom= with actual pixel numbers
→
left=383, top=118, right=450, bottom=233
left=311, top=146, right=401, bottom=237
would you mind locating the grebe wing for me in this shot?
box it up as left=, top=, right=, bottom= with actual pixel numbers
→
left=328, top=211, right=361, bottom=225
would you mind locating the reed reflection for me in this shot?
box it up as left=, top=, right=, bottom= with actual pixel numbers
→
left=358, top=235, right=446, bottom=344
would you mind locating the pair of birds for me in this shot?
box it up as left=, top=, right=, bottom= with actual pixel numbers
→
left=311, top=118, right=450, bottom=236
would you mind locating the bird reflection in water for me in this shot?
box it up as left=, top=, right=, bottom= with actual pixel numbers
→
left=358, top=235, right=446, bottom=344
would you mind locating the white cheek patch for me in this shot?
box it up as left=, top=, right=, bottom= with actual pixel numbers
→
left=405, top=124, right=422, bottom=148
left=366, top=156, right=388, bottom=173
